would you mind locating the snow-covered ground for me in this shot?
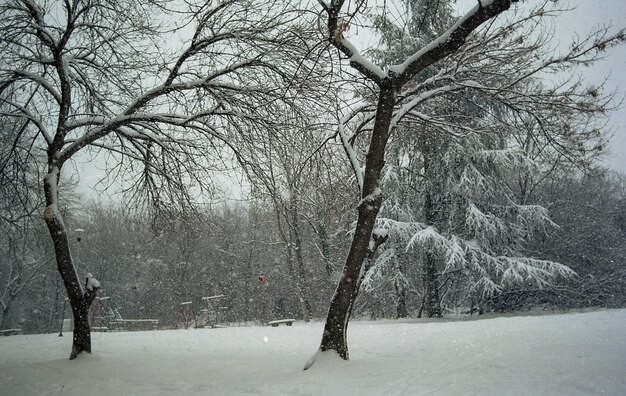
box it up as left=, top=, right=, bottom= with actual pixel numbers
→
left=1, top=310, right=624, bottom=395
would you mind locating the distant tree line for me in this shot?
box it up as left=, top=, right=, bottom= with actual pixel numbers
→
left=2, top=166, right=624, bottom=333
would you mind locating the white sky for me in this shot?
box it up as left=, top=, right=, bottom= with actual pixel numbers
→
left=455, top=0, right=626, bottom=173
left=556, top=0, right=626, bottom=174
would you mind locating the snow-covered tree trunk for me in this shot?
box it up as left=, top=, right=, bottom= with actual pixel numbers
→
left=317, top=84, right=395, bottom=360
left=43, top=167, right=99, bottom=359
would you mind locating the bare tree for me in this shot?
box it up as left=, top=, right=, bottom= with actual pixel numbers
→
left=240, top=114, right=353, bottom=321
left=0, top=0, right=314, bottom=359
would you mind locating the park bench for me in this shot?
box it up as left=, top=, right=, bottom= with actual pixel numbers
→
left=268, top=319, right=295, bottom=327
left=0, top=328, right=21, bottom=336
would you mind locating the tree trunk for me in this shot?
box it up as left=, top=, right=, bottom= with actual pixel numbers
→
left=317, top=222, right=334, bottom=277
left=423, top=251, right=442, bottom=318
left=289, top=195, right=312, bottom=321
left=309, top=0, right=516, bottom=368
left=395, top=278, right=409, bottom=318
left=1, top=304, right=11, bottom=330
left=284, top=231, right=310, bottom=322
left=394, top=257, right=409, bottom=318
left=272, top=195, right=311, bottom=322
left=43, top=166, right=99, bottom=359
left=70, top=303, right=91, bottom=358
left=314, top=84, right=395, bottom=362
left=417, top=294, right=425, bottom=319
left=422, top=141, right=442, bottom=318
left=307, top=0, right=517, bottom=369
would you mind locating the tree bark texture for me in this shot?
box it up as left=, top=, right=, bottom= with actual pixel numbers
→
left=70, top=304, right=92, bottom=358
left=319, top=85, right=396, bottom=359
left=43, top=167, right=98, bottom=359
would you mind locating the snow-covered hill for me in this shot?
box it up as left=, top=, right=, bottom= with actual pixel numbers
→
left=1, top=310, right=624, bottom=395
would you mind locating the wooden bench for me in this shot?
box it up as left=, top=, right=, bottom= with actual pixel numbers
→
left=0, top=328, right=21, bottom=336
left=268, top=319, right=295, bottom=327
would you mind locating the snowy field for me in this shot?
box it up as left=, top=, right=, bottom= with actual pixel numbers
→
left=1, top=310, right=624, bottom=395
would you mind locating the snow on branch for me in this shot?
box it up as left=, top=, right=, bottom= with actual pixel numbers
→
left=378, top=207, right=573, bottom=296
left=377, top=217, right=426, bottom=241
left=340, top=38, right=387, bottom=82
left=20, top=0, right=57, bottom=47
left=457, top=163, right=491, bottom=197
left=338, top=113, right=364, bottom=191
left=402, top=225, right=469, bottom=275
left=85, top=273, right=100, bottom=291
left=406, top=226, right=446, bottom=254
left=359, top=188, right=383, bottom=209
left=322, top=0, right=387, bottom=84
left=59, top=107, right=229, bottom=162
left=390, top=84, right=465, bottom=131
left=10, top=70, right=61, bottom=104
left=514, top=204, right=559, bottom=238
left=361, top=247, right=397, bottom=292
left=65, top=116, right=106, bottom=131
left=464, top=241, right=575, bottom=296
left=0, top=98, right=53, bottom=144
left=388, top=0, right=515, bottom=85
left=466, top=202, right=506, bottom=241
left=475, top=148, right=534, bottom=169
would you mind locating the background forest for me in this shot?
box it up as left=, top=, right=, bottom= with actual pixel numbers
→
left=2, top=166, right=625, bottom=333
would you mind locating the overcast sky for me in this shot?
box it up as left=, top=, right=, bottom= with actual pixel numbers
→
left=555, top=0, right=626, bottom=174
left=456, top=0, right=626, bottom=173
